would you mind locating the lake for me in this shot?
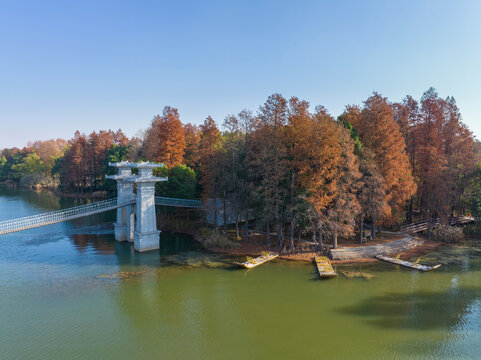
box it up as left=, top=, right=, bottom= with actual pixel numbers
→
left=1, top=186, right=481, bottom=359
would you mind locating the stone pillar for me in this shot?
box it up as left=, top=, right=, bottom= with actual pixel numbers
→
left=127, top=205, right=135, bottom=242
left=106, top=162, right=135, bottom=242
left=127, top=162, right=167, bottom=252
left=133, top=181, right=159, bottom=251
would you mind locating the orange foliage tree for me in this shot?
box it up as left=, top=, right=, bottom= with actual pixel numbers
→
left=143, top=106, right=186, bottom=168
left=342, top=93, right=416, bottom=227
left=394, top=88, right=476, bottom=224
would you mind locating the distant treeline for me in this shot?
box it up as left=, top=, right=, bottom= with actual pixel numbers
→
left=2, top=88, right=480, bottom=250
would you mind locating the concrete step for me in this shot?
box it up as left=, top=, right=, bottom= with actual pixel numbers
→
left=330, top=236, right=422, bottom=260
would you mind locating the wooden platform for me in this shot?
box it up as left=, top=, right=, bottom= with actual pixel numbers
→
left=234, top=252, right=278, bottom=269
left=376, top=255, right=441, bottom=271
left=314, top=256, right=337, bottom=278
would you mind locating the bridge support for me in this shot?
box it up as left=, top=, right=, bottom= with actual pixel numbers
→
left=127, top=162, right=167, bottom=252
left=106, top=162, right=135, bottom=242
left=108, top=161, right=167, bottom=252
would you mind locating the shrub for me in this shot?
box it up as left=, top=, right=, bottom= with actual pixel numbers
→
left=463, top=221, right=481, bottom=237
left=431, top=225, right=464, bottom=243
left=201, top=228, right=240, bottom=249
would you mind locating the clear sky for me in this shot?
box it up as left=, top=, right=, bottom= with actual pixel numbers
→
left=1, top=0, right=480, bottom=148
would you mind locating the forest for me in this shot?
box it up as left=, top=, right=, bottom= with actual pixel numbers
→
left=2, top=88, right=481, bottom=250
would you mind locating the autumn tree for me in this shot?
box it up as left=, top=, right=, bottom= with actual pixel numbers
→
left=254, top=94, right=289, bottom=248
left=221, top=114, right=244, bottom=239
left=60, top=129, right=128, bottom=193
left=326, top=127, right=362, bottom=248
left=285, top=97, right=311, bottom=250
left=183, top=123, right=200, bottom=169
left=27, top=139, right=67, bottom=172
left=356, top=149, right=389, bottom=240
left=198, top=116, right=221, bottom=228
left=394, top=88, right=476, bottom=224
left=342, top=93, right=416, bottom=227
left=297, top=106, right=343, bottom=249
left=143, top=106, right=186, bottom=168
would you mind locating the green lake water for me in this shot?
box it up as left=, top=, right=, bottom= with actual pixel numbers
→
left=1, top=187, right=481, bottom=359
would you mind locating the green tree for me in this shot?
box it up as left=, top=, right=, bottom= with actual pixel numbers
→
left=155, top=164, right=199, bottom=199
left=11, top=152, right=45, bottom=178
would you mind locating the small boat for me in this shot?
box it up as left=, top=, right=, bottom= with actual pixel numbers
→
left=234, top=251, right=278, bottom=269
left=314, top=256, right=337, bottom=278
left=376, top=255, right=441, bottom=271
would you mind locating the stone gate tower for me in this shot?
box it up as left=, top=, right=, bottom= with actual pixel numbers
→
left=107, top=161, right=167, bottom=252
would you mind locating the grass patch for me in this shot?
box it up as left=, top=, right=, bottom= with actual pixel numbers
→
left=201, top=228, right=240, bottom=249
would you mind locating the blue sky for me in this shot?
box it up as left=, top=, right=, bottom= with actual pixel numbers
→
left=1, top=0, right=480, bottom=148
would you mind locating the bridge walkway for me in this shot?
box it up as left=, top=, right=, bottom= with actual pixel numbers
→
left=0, top=198, right=136, bottom=236
left=0, top=196, right=203, bottom=236
left=154, top=196, right=202, bottom=208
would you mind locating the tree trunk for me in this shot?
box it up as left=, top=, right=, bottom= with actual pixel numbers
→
left=266, top=211, right=270, bottom=248
left=333, top=227, right=338, bottom=249
left=213, top=188, right=218, bottom=230
left=275, top=190, right=281, bottom=250
left=223, top=191, right=227, bottom=235
left=427, top=212, right=432, bottom=240
left=360, top=215, right=364, bottom=244
left=372, top=215, right=377, bottom=238
left=318, top=227, right=323, bottom=252
left=244, top=208, right=249, bottom=242
left=290, top=171, right=295, bottom=252
left=235, top=207, right=239, bottom=241
left=407, top=199, right=413, bottom=224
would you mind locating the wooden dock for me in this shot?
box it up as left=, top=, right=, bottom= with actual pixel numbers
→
left=376, top=255, right=441, bottom=271
left=234, top=252, right=278, bottom=269
left=314, top=256, right=337, bottom=278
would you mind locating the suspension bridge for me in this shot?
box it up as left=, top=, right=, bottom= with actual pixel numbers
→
left=0, top=196, right=202, bottom=236
left=0, top=161, right=203, bottom=252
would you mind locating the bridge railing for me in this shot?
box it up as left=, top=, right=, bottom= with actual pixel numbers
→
left=0, top=198, right=125, bottom=234
left=400, top=216, right=475, bottom=234
left=401, top=219, right=440, bottom=234
left=155, top=196, right=202, bottom=208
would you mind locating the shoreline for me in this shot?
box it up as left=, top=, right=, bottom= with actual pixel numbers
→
left=0, top=182, right=109, bottom=200
left=0, top=184, right=454, bottom=264
left=195, top=233, right=447, bottom=264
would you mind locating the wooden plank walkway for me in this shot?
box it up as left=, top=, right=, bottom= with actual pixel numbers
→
left=314, top=256, right=337, bottom=278
left=376, top=255, right=441, bottom=271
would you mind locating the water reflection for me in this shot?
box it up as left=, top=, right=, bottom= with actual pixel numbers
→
left=0, top=185, right=86, bottom=213
left=337, top=286, right=481, bottom=330
left=72, top=233, right=116, bottom=255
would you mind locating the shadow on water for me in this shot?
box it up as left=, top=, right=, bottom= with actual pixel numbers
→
left=158, top=232, right=201, bottom=255
left=336, top=285, right=481, bottom=331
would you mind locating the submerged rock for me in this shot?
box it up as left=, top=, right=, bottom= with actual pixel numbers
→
left=409, top=244, right=481, bottom=266
left=341, top=270, right=376, bottom=280
left=163, top=251, right=229, bottom=268
left=97, top=271, right=146, bottom=280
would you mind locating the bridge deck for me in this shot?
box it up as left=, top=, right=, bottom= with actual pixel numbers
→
left=155, top=196, right=202, bottom=208
left=0, top=196, right=203, bottom=236
left=0, top=198, right=135, bottom=235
